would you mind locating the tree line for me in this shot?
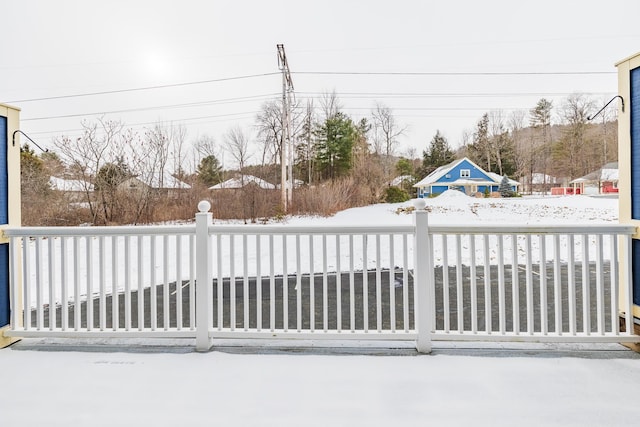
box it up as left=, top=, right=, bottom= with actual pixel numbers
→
left=20, top=92, right=618, bottom=225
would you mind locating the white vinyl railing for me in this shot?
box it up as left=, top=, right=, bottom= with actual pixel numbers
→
left=3, top=200, right=639, bottom=352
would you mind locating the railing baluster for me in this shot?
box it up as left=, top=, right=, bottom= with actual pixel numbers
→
left=442, top=234, right=450, bottom=333
left=99, top=236, right=106, bottom=331
left=163, top=235, right=169, bottom=331
left=623, top=235, right=634, bottom=336
left=470, top=234, right=477, bottom=334
left=296, top=235, right=301, bottom=332
left=283, top=234, right=289, bottom=332
left=375, top=234, right=381, bottom=333
left=73, top=237, right=80, bottom=332
left=216, top=235, right=223, bottom=330
left=363, top=234, right=369, bottom=333
left=125, top=236, right=131, bottom=331
left=176, top=235, right=183, bottom=331
left=595, top=234, right=605, bottom=335
left=456, top=235, right=463, bottom=334
left=497, top=235, right=505, bottom=335
left=349, top=234, right=355, bottom=332
left=483, top=234, right=491, bottom=334
left=337, top=235, right=343, bottom=332
left=35, top=237, right=43, bottom=330
left=48, top=237, right=56, bottom=331
left=322, top=234, right=328, bottom=332
left=402, top=234, right=409, bottom=333
left=22, top=237, right=31, bottom=331
left=150, top=235, right=157, bottom=331
left=389, top=234, right=395, bottom=333
left=610, top=234, right=619, bottom=335
left=309, top=234, right=315, bottom=332
left=138, top=235, right=144, bottom=331
left=269, top=234, right=275, bottom=332
left=60, top=237, right=68, bottom=331
left=256, top=235, right=262, bottom=331
left=581, top=234, right=590, bottom=335
left=111, top=236, right=118, bottom=331
left=539, top=235, right=548, bottom=335
left=243, top=234, right=249, bottom=331
left=568, top=234, right=576, bottom=335
left=554, top=234, right=562, bottom=335
left=190, top=234, right=196, bottom=331
left=86, top=236, right=93, bottom=331
left=511, top=234, right=519, bottom=335
left=525, top=235, right=533, bottom=335
left=230, top=235, right=237, bottom=331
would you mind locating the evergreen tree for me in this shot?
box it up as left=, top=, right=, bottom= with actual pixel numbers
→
left=196, top=154, right=223, bottom=186
left=417, top=130, right=455, bottom=178
left=467, top=113, right=492, bottom=172
left=499, top=175, right=514, bottom=197
left=313, top=112, right=357, bottom=180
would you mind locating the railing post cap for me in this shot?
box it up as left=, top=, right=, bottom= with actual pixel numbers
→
left=197, top=200, right=211, bottom=213
left=412, top=198, right=427, bottom=210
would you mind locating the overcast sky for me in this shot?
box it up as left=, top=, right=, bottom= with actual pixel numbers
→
left=2, top=0, right=639, bottom=164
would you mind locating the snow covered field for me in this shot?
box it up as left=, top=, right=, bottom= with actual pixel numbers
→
left=4, top=194, right=640, bottom=426
left=286, top=192, right=618, bottom=226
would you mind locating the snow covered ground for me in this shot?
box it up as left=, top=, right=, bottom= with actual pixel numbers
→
left=4, top=193, right=640, bottom=426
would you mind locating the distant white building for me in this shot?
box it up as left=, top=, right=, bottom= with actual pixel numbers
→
left=209, top=175, right=276, bottom=190
left=120, top=170, right=190, bottom=197
left=49, top=176, right=93, bottom=202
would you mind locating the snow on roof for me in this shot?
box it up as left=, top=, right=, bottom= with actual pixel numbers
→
left=390, top=175, right=413, bottom=186
left=137, top=171, right=191, bottom=189
left=49, top=176, right=93, bottom=192
left=570, top=163, right=619, bottom=184
left=209, top=175, right=276, bottom=190
left=485, top=172, right=520, bottom=186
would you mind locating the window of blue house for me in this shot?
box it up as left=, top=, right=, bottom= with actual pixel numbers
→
left=460, top=169, right=470, bottom=178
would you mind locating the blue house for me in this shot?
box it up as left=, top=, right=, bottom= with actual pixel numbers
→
left=413, top=157, right=519, bottom=198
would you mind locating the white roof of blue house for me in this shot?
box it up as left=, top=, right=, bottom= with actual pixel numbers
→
left=413, top=157, right=520, bottom=189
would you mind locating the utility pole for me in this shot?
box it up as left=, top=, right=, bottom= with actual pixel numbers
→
left=277, top=44, right=294, bottom=212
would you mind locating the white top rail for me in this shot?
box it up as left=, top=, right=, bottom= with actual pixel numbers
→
left=3, top=223, right=635, bottom=238
left=429, top=224, right=636, bottom=235
left=3, top=224, right=196, bottom=237
left=207, top=224, right=414, bottom=235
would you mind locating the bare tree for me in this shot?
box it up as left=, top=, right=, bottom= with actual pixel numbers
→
left=319, top=90, right=342, bottom=121
left=371, top=102, right=407, bottom=181
left=54, top=118, right=131, bottom=224
left=224, top=125, right=251, bottom=182
left=556, top=93, right=596, bottom=179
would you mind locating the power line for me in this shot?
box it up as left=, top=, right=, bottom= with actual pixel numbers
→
left=21, top=93, right=280, bottom=121
left=293, top=70, right=615, bottom=76
left=5, top=72, right=280, bottom=103
left=296, top=91, right=615, bottom=98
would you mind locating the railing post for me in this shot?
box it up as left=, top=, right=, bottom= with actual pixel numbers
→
left=413, top=199, right=432, bottom=353
left=195, top=201, right=213, bottom=352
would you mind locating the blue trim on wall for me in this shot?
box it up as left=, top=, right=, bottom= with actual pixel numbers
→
left=0, top=244, right=8, bottom=328
left=631, top=67, right=640, bottom=219
left=632, top=239, right=640, bottom=306
left=0, top=116, right=6, bottom=224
